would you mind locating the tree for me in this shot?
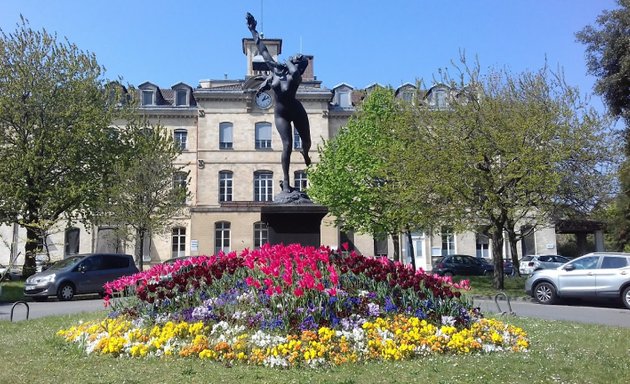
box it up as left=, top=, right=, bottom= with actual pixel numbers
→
left=0, top=18, right=122, bottom=276
left=577, top=1, right=630, bottom=249
left=394, top=62, right=616, bottom=288
left=308, top=87, right=424, bottom=262
left=577, top=0, right=630, bottom=126
left=96, top=118, right=190, bottom=271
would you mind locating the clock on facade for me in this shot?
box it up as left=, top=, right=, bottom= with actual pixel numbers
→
left=255, top=91, right=273, bottom=109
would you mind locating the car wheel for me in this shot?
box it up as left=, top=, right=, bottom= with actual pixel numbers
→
left=534, top=282, right=556, bottom=305
left=443, top=271, right=454, bottom=277
left=622, top=286, right=630, bottom=310
left=57, top=283, right=75, bottom=301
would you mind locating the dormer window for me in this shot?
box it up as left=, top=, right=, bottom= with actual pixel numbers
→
left=142, top=90, right=155, bottom=106
left=175, top=89, right=188, bottom=106
left=338, top=90, right=351, bottom=108
left=401, top=91, right=414, bottom=102
left=429, top=88, right=448, bottom=110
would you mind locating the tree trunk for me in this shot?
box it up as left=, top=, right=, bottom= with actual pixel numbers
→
left=22, top=226, right=38, bottom=278
left=405, top=230, right=416, bottom=270
left=490, top=227, right=505, bottom=289
left=136, top=228, right=145, bottom=271
left=507, top=231, right=520, bottom=276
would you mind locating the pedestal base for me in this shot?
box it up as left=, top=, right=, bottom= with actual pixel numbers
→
left=261, top=204, right=328, bottom=247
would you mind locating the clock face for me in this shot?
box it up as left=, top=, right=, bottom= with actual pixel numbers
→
left=255, top=91, right=273, bottom=109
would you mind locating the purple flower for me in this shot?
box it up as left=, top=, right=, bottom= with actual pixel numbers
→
left=367, top=302, right=380, bottom=317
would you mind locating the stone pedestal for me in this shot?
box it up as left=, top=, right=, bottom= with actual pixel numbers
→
left=261, top=204, right=328, bottom=247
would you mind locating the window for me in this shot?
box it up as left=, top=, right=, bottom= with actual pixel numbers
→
left=254, top=221, right=268, bottom=248
left=64, top=228, right=80, bottom=256
left=401, top=91, right=414, bottom=102
left=337, top=90, right=351, bottom=107
left=175, top=89, right=188, bottom=106
left=174, top=129, right=187, bottom=150
left=294, top=170, right=308, bottom=191
left=173, top=171, right=188, bottom=203
left=374, top=234, right=388, bottom=257
left=293, top=127, right=302, bottom=149
left=142, top=90, right=155, bottom=106
left=254, top=171, right=273, bottom=201
left=431, top=89, right=447, bottom=109
left=476, top=233, right=489, bottom=258
left=441, top=228, right=455, bottom=256
left=568, top=256, right=600, bottom=270
left=219, top=171, right=233, bottom=202
left=340, top=230, right=355, bottom=251
left=172, top=227, right=186, bottom=258
left=96, top=227, right=123, bottom=253
left=219, top=122, right=233, bottom=149
left=255, top=122, right=272, bottom=149
left=601, top=256, right=628, bottom=269
left=215, top=221, right=231, bottom=254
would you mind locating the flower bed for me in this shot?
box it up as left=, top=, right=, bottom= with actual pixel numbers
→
left=57, top=244, right=528, bottom=367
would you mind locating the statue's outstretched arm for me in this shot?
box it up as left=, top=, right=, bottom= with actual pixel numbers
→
left=246, top=12, right=275, bottom=65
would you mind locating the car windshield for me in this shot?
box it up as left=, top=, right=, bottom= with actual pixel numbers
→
left=521, top=256, right=534, bottom=262
left=49, top=256, right=83, bottom=270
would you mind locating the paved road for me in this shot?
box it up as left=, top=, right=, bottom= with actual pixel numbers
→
left=0, top=296, right=106, bottom=322
left=1, top=296, right=629, bottom=327
left=473, top=297, right=630, bottom=328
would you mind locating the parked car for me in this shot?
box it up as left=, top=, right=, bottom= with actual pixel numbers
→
left=503, top=260, right=514, bottom=276
left=525, top=252, right=630, bottom=309
left=24, top=253, right=139, bottom=301
left=519, top=254, right=570, bottom=275
left=433, top=254, right=494, bottom=276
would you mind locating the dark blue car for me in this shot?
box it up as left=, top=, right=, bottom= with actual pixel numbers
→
left=433, top=255, right=494, bottom=276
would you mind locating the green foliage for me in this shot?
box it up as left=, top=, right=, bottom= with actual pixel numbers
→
left=577, top=1, right=630, bottom=250
left=308, top=87, right=423, bottom=259
left=0, top=17, right=123, bottom=276
left=576, top=0, right=630, bottom=126
left=95, top=118, right=190, bottom=269
left=392, top=60, right=616, bottom=288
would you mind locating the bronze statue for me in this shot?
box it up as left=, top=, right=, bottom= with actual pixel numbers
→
left=246, top=12, right=311, bottom=194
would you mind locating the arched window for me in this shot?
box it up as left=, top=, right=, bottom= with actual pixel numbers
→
left=215, top=221, right=231, bottom=254
left=219, top=171, right=233, bottom=202
left=254, top=171, right=273, bottom=201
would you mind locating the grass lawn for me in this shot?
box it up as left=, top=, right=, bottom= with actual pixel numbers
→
left=0, top=311, right=627, bottom=383
left=461, top=276, right=529, bottom=299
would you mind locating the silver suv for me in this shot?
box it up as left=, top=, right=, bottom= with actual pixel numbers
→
left=525, top=252, right=630, bottom=309
left=519, top=254, right=570, bottom=275
left=24, top=253, right=138, bottom=301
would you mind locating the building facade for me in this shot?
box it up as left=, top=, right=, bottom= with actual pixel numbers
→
left=0, top=37, right=561, bottom=272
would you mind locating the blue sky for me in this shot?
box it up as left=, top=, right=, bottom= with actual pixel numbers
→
left=0, top=0, right=619, bottom=110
